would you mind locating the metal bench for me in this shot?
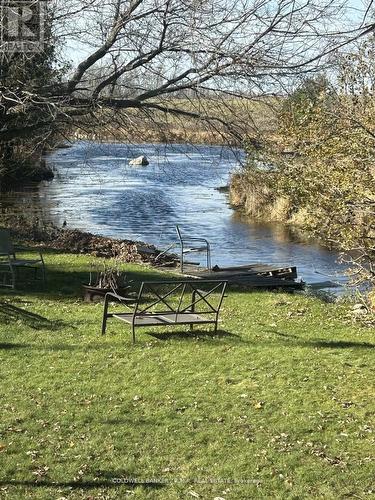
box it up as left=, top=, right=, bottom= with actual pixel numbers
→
left=101, top=280, right=227, bottom=342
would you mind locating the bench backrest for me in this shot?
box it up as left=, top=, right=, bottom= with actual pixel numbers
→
left=134, top=280, right=227, bottom=319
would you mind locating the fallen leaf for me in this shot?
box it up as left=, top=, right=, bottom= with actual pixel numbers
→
left=254, top=401, right=265, bottom=409
left=188, top=491, right=200, bottom=498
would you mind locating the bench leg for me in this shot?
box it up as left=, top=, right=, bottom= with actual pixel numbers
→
left=41, top=263, right=46, bottom=285
left=131, top=324, right=136, bottom=343
left=190, top=292, right=196, bottom=332
left=101, top=314, right=107, bottom=335
left=10, top=265, right=16, bottom=289
left=102, top=297, right=109, bottom=335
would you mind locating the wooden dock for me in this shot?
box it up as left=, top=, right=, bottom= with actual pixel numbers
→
left=179, top=263, right=304, bottom=290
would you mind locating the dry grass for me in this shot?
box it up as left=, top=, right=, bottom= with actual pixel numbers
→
left=72, top=97, right=278, bottom=146
left=229, top=170, right=292, bottom=222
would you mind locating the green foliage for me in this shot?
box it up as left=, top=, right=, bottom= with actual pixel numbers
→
left=279, top=75, right=333, bottom=128
left=0, top=19, right=65, bottom=188
left=0, top=250, right=374, bottom=498
left=242, top=48, right=375, bottom=288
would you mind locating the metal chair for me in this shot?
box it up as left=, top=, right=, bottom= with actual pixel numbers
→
left=0, top=228, right=46, bottom=289
left=175, top=225, right=211, bottom=273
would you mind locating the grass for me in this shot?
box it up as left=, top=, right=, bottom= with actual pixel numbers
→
left=0, top=250, right=374, bottom=499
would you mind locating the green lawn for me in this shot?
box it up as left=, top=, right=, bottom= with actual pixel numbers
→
left=1, top=251, right=374, bottom=499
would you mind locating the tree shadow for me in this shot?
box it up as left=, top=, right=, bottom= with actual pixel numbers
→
left=0, top=249, right=179, bottom=301
left=0, top=248, right=307, bottom=301
left=0, top=475, right=164, bottom=490
left=269, top=330, right=375, bottom=350
left=0, top=342, right=30, bottom=350
left=0, top=301, right=69, bottom=331
left=0, top=339, right=128, bottom=351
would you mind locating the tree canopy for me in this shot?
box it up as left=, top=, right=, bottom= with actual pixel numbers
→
left=1, top=0, right=374, bottom=144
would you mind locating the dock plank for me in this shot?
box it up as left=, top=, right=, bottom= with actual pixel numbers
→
left=184, top=266, right=304, bottom=289
left=178, top=262, right=303, bottom=290
left=155, top=260, right=303, bottom=290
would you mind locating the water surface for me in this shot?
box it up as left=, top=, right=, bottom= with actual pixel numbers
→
left=35, top=141, right=348, bottom=286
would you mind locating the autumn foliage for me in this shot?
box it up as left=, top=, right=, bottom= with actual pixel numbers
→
left=233, top=41, right=375, bottom=291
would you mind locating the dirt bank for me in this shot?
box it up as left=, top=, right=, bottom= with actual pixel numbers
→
left=9, top=223, right=178, bottom=268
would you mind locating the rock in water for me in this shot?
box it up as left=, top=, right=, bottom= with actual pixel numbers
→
left=129, top=155, right=149, bottom=166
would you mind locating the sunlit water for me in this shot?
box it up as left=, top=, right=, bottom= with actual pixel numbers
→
left=2, top=141, right=349, bottom=288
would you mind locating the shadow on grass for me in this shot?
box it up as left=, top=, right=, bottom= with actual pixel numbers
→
left=270, top=330, right=375, bottom=350
left=0, top=477, right=164, bottom=490
left=0, top=341, right=106, bottom=351
left=0, top=248, right=307, bottom=301
left=0, top=330, right=241, bottom=350
left=0, top=249, right=177, bottom=301
left=148, top=328, right=240, bottom=341
left=0, top=342, right=104, bottom=351
left=0, top=466, right=162, bottom=490
left=0, top=301, right=70, bottom=331
left=0, top=342, right=31, bottom=350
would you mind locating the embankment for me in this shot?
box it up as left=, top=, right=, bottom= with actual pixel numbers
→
left=229, top=170, right=305, bottom=225
left=6, top=220, right=177, bottom=268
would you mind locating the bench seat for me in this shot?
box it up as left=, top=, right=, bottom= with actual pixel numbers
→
left=112, top=312, right=217, bottom=326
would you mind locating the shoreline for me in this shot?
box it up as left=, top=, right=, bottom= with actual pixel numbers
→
left=10, top=224, right=179, bottom=268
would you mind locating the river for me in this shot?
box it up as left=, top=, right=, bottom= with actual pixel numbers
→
left=3, top=141, right=349, bottom=288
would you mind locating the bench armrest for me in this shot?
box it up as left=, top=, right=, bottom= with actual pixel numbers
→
left=105, top=291, right=136, bottom=308
left=181, top=237, right=209, bottom=243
